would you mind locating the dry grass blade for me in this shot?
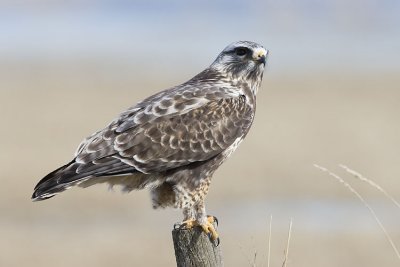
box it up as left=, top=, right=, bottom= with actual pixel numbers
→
left=314, top=164, right=400, bottom=261
left=267, top=215, right=272, bottom=267
left=282, top=219, right=293, bottom=267
left=252, top=251, right=257, bottom=267
left=339, top=164, right=400, bottom=209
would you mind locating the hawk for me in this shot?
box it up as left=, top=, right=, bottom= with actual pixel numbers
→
left=32, top=41, right=268, bottom=242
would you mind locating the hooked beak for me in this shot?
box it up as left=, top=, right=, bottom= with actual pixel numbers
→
left=253, top=48, right=268, bottom=65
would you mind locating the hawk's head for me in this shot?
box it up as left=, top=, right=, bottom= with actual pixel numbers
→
left=211, top=41, right=268, bottom=85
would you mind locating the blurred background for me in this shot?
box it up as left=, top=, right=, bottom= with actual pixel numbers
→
left=1, top=0, right=400, bottom=266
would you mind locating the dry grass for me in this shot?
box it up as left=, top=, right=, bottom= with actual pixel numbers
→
left=267, top=215, right=272, bottom=267
left=314, top=164, right=400, bottom=261
left=339, top=164, right=400, bottom=209
left=282, top=219, right=293, bottom=267
left=245, top=216, right=293, bottom=267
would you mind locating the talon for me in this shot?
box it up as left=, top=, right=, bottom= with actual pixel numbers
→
left=200, top=220, right=219, bottom=242
left=214, top=237, right=220, bottom=247
left=177, top=219, right=197, bottom=230
left=176, top=217, right=220, bottom=243
left=207, top=215, right=218, bottom=226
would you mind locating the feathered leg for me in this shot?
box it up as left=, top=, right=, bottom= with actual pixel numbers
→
left=174, top=178, right=219, bottom=243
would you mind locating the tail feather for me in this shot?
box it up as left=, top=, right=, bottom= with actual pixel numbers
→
left=32, top=158, right=136, bottom=201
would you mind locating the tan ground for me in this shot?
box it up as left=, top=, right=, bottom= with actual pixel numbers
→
left=1, top=62, right=399, bottom=266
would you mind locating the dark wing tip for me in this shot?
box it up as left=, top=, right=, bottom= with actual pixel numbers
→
left=32, top=180, right=62, bottom=201
left=31, top=157, right=138, bottom=201
left=31, top=191, right=55, bottom=202
left=32, top=159, right=77, bottom=201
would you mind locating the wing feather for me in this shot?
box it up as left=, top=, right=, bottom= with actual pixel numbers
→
left=75, top=86, right=252, bottom=175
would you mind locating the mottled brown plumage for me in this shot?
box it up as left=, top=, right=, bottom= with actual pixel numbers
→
left=32, top=41, right=268, bottom=241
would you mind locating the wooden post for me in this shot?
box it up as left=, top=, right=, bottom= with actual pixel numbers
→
left=172, top=223, right=223, bottom=267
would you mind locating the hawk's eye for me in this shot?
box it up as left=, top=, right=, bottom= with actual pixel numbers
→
left=234, top=47, right=248, bottom=56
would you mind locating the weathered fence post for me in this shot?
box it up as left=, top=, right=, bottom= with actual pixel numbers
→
left=172, top=223, right=223, bottom=267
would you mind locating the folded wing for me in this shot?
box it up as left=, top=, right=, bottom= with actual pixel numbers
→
left=32, top=86, right=252, bottom=200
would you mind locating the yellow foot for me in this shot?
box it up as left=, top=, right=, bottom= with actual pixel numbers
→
left=207, top=215, right=218, bottom=226
left=200, top=219, right=219, bottom=242
left=177, top=218, right=197, bottom=229
left=175, top=216, right=220, bottom=245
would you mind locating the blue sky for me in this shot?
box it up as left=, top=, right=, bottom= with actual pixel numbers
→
left=1, top=0, right=399, bottom=72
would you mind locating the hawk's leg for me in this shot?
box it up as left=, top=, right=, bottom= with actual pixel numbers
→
left=171, top=178, right=219, bottom=243
left=194, top=201, right=219, bottom=242
left=182, top=206, right=195, bottom=221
